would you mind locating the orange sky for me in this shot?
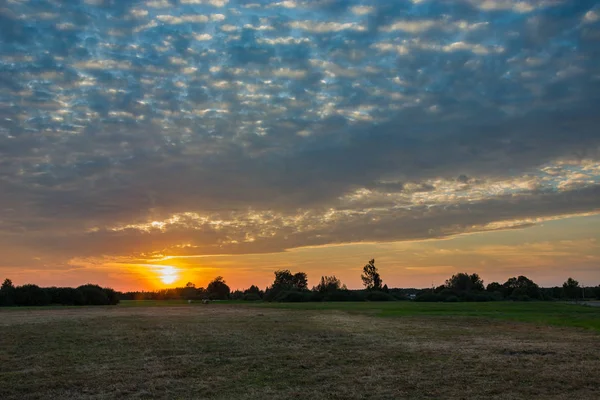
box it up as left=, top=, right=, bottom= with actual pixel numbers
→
left=3, top=213, right=598, bottom=291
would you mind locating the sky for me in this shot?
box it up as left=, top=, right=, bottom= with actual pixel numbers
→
left=1, top=0, right=600, bottom=291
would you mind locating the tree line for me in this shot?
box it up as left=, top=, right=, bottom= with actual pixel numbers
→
left=3, top=259, right=598, bottom=306
left=120, top=276, right=232, bottom=301
left=0, top=279, right=119, bottom=306
left=120, top=260, right=600, bottom=303
left=416, top=273, right=596, bottom=302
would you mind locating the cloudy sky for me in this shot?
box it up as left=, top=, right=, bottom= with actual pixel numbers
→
left=1, top=0, right=600, bottom=290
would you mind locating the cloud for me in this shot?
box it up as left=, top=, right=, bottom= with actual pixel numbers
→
left=583, top=10, right=600, bottom=24
left=156, top=15, right=210, bottom=24
left=0, top=0, right=599, bottom=269
left=289, top=21, right=367, bottom=33
left=350, top=6, right=375, bottom=15
left=181, top=0, right=229, bottom=6
left=463, top=0, right=563, bottom=13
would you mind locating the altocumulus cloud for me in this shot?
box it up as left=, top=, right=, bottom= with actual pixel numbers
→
left=0, top=0, right=600, bottom=266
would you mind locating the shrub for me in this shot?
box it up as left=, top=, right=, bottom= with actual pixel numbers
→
left=365, top=291, right=396, bottom=302
left=230, top=290, right=244, bottom=300
left=415, top=293, right=442, bottom=302
left=444, top=295, right=459, bottom=302
left=243, top=293, right=262, bottom=301
left=438, top=289, right=458, bottom=301
left=323, top=290, right=364, bottom=302
left=509, top=288, right=532, bottom=302
left=391, top=293, right=408, bottom=301
left=474, top=293, right=493, bottom=302
left=275, top=290, right=311, bottom=302
left=244, top=285, right=264, bottom=299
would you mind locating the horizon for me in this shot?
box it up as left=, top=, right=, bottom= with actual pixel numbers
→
left=1, top=0, right=599, bottom=291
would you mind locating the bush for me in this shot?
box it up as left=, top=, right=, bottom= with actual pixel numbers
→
left=244, top=285, right=264, bottom=298
left=364, top=291, right=396, bottom=302
left=473, top=293, right=493, bottom=302
left=264, top=285, right=285, bottom=302
left=439, top=289, right=458, bottom=301
left=510, top=289, right=532, bottom=302
left=415, top=293, right=442, bottom=302
left=230, top=290, right=244, bottom=300
left=275, top=290, right=311, bottom=302
left=391, top=293, right=408, bottom=301
left=323, top=290, right=364, bottom=302
left=243, top=293, right=262, bottom=301
left=444, top=295, right=459, bottom=302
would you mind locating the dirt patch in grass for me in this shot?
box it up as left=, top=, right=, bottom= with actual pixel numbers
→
left=1, top=305, right=598, bottom=399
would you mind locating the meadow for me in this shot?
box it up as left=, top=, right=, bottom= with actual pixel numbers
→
left=1, top=301, right=599, bottom=399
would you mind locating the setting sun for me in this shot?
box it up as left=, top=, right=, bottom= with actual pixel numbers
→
left=159, top=266, right=179, bottom=285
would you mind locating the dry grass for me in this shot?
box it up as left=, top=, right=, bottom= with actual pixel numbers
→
left=1, top=305, right=599, bottom=399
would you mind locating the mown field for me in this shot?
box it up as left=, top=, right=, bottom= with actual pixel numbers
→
left=1, top=302, right=599, bottom=399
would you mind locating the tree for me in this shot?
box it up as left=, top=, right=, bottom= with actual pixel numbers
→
left=273, top=270, right=295, bottom=287
left=361, top=259, right=382, bottom=290
left=244, top=285, right=263, bottom=298
left=47, top=287, right=85, bottom=305
left=272, top=270, right=308, bottom=290
left=0, top=278, right=16, bottom=306
left=562, top=277, right=580, bottom=300
left=182, top=282, right=197, bottom=300
left=445, top=273, right=484, bottom=292
left=78, top=284, right=110, bottom=305
left=1, top=279, right=14, bottom=292
left=14, top=284, right=50, bottom=306
left=264, top=270, right=309, bottom=301
left=207, top=276, right=230, bottom=300
left=316, top=276, right=342, bottom=293
left=486, top=282, right=502, bottom=293
left=503, top=276, right=541, bottom=300
left=292, top=272, right=308, bottom=290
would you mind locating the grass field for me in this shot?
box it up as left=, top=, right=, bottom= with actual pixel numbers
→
left=1, top=302, right=599, bottom=399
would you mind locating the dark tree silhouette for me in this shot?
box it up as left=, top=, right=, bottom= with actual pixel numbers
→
left=445, top=273, right=484, bottom=292
left=562, top=277, right=580, bottom=300
left=182, top=282, right=197, bottom=300
left=316, top=276, right=343, bottom=293
left=361, top=259, right=382, bottom=290
left=1, top=278, right=14, bottom=291
left=244, top=285, right=264, bottom=299
left=292, top=272, right=308, bottom=290
left=272, top=270, right=308, bottom=290
left=273, top=270, right=295, bottom=287
left=486, top=282, right=502, bottom=293
left=503, top=276, right=541, bottom=299
left=207, top=276, right=230, bottom=300
left=14, top=284, right=51, bottom=306
left=0, top=278, right=16, bottom=306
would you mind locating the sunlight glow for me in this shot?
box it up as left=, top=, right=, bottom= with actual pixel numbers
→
left=159, top=266, right=179, bottom=285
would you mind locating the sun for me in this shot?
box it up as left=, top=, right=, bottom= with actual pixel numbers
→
left=159, top=266, right=179, bottom=285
